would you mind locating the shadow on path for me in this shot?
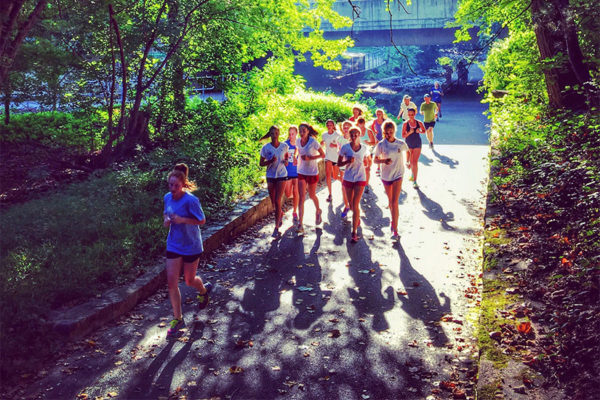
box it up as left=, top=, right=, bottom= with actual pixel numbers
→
left=361, top=188, right=387, bottom=237
left=124, top=321, right=206, bottom=398
left=237, top=226, right=327, bottom=336
left=395, top=242, right=450, bottom=347
left=345, top=234, right=394, bottom=331
left=416, top=188, right=456, bottom=231
left=432, top=148, right=459, bottom=169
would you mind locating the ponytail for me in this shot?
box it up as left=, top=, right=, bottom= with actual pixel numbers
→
left=260, top=125, right=279, bottom=141
left=299, top=122, right=319, bottom=138
left=168, top=163, right=197, bottom=191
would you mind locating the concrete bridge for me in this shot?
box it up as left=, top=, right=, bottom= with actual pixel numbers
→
left=321, top=0, right=464, bottom=46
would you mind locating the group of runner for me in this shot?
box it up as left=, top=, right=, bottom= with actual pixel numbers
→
left=259, top=86, right=442, bottom=244
left=159, top=84, right=443, bottom=337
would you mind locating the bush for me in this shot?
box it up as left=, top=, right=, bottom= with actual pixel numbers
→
left=0, top=110, right=107, bottom=151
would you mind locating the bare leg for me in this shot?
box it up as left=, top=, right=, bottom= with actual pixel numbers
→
left=307, top=181, right=320, bottom=222
left=267, top=181, right=276, bottom=224
left=390, top=179, right=402, bottom=231
left=340, top=170, right=349, bottom=209
left=352, top=186, right=365, bottom=232
left=411, top=148, right=422, bottom=182
left=383, top=182, right=393, bottom=222
left=325, top=161, right=333, bottom=197
left=344, top=184, right=355, bottom=228
left=292, top=179, right=299, bottom=214
left=166, top=258, right=184, bottom=319
left=274, top=180, right=286, bottom=227
left=346, top=185, right=365, bottom=233
left=298, top=178, right=307, bottom=225
left=426, top=127, right=434, bottom=145
left=182, top=259, right=207, bottom=294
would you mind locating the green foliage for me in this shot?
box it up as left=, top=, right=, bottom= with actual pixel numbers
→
left=0, top=110, right=107, bottom=151
left=436, top=56, right=453, bottom=66
left=482, top=30, right=546, bottom=107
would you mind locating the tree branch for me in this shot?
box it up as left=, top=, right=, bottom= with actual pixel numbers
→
left=459, top=0, right=533, bottom=73
left=387, top=0, right=416, bottom=75
left=136, top=0, right=168, bottom=93
left=142, top=0, right=211, bottom=91
left=0, top=0, right=48, bottom=85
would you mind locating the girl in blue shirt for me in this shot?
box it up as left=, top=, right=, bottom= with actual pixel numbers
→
left=163, top=163, right=212, bottom=337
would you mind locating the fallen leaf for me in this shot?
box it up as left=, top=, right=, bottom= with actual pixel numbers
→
left=440, top=381, right=456, bottom=391
left=271, top=366, right=281, bottom=371
left=106, top=392, right=118, bottom=398
left=229, top=366, right=243, bottom=374
left=329, top=329, right=341, bottom=338
left=517, top=321, right=532, bottom=335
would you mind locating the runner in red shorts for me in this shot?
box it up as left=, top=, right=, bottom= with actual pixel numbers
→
left=337, top=127, right=370, bottom=243
left=296, top=123, right=325, bottom=235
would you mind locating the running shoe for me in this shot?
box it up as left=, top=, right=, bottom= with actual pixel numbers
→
left=272, top=227, right=280, bottom=238
left=376, top=169, right=380, bottom=176
left=326, top=194, right=332, bottom=203
left=293, top=212, right=299, bottom=224
left=365, top=186, right=370, bottom=194
left=167, top=318, right=184, bottom=337
left=392, top=230, right=400, bottom=241
left=341, top=207, right=350, bottom=219
left=296, top=224, right=304, bottom=236
left=429, top=142, right=434, bottom=150
left=351, top=232, right=360, bottom=243
left=413, top=181, right=419, bottom=188
left=197, top=282, right=213, bottom=310
left=315, top=209, right=322, bottom=225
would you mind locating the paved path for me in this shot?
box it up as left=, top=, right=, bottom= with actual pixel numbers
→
left=22, top=100, right=490, bottom=400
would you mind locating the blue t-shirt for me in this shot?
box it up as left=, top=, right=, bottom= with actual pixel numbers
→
left=164, top=192, right=205, bottom=255
left=430, top=87, right=443, bottom=103
left=285, top=139, right=297, bottom=177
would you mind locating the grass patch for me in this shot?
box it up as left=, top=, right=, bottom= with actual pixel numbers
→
left=477, top=379, right=502, bottom=400
left=478, top=277, right=513, bottom=368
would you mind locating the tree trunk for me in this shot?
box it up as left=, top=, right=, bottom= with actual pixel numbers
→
left=531, top=0, right=587, bottom=110
left=168, top=1, right=185, bottom=127
left=3, top=78, right=10, bottom=125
